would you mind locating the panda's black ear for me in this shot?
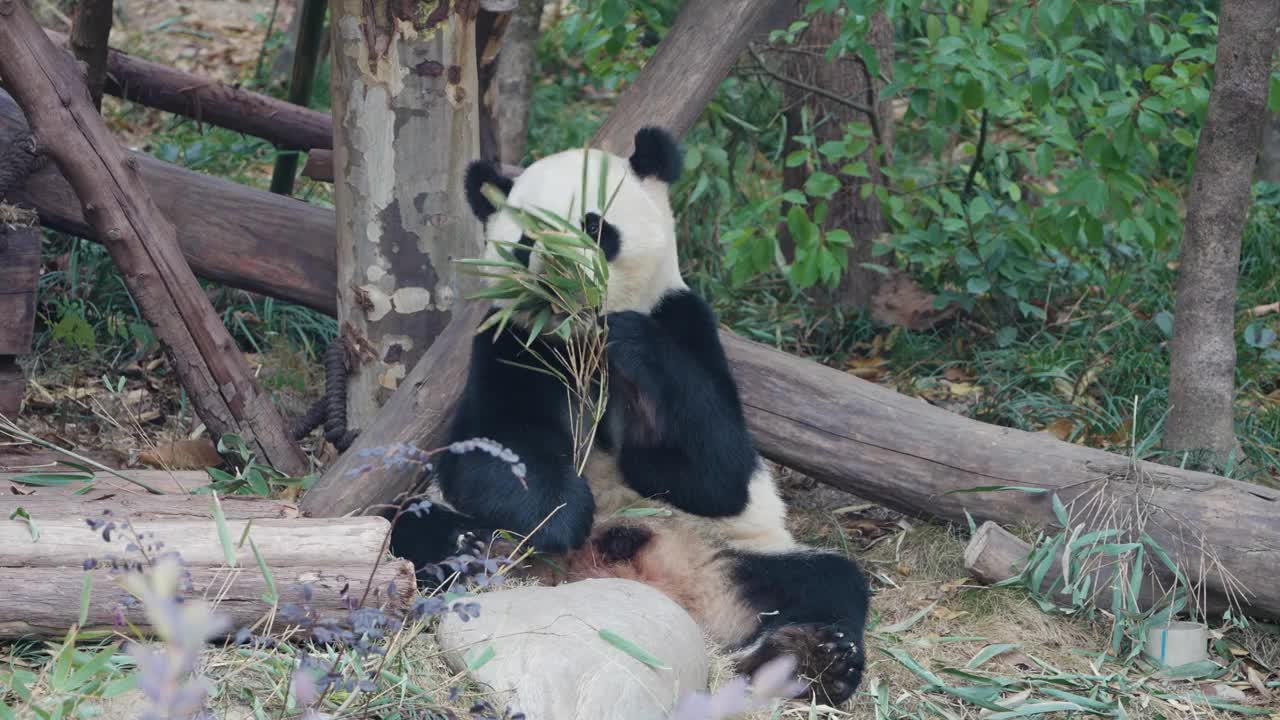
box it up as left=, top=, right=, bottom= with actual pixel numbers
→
left=629, top=127, right=682, bottom=184
left=464, top=160, right=514, bottom=222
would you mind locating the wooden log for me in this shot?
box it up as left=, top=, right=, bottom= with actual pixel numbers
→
left=0, top=6, right=308, bottom=475
left=724, top=333, right=1280, bottom=619
left=0, top=515, right=389, bottom=569
left=963, top=521, right=1227, bottom=617
left=0, top=490, right=298, bottom=520
left=44, top=29, right=333, bottom=151
left=0, top=560, right=416, bottom=639
left=0, top=90, right=337, bottom=316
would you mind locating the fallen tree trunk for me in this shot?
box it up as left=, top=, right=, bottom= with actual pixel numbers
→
left=0, top=6, right=307, bottom=475
left=0, top=490, right=299, bottom=520
left=0, top=91, right=337, bottom=315
left=0, top=516, right=390, bottom=568
left=725, top=333, right=1279, bottom=619
left=963, top=521, right=1228, bottom=618
left=0, top=560, right=415, bottom=639
left=44, top=29, right=333, bottom=151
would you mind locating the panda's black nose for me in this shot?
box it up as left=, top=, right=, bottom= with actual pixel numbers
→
left=583, top=213, right=602, bottom=239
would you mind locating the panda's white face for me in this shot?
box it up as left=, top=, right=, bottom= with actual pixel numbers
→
left=467, top=132, right=687, bottom=315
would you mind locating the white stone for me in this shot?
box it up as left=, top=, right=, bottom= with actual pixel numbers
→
left=437, top=578, right=708, bottom=720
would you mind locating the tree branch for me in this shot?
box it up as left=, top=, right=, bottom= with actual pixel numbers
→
left=748, top=42, right=881, bottom=142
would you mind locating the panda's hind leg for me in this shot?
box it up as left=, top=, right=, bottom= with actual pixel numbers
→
left=726, top=549, right=870, bottom=706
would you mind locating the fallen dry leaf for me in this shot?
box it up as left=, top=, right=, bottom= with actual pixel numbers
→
left=943, top=366, right=976, bottom=382
left=1042, top=417, right=1085, bottom=443
left=932, top=606, right=969, bottom=621
left=846, top=355, right=887, bottom=380
left=947, top=381, right=981, bottom=397
left=138, top=439, right=223, bottom=470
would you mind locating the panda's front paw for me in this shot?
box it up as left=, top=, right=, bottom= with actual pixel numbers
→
left=605, top=311, right=658, bottom=377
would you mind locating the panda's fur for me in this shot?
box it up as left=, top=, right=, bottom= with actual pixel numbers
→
left=390, top=128, right=869, bottom=705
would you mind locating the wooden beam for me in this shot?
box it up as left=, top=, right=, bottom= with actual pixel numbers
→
left=0, top=91, right=338, bottom=316
left=0, top=3, right=308, bottom=475
left=45, top=29, right=334, bottom=151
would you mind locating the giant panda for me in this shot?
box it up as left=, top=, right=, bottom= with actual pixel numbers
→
left=389, top=128, right=870, bottom=705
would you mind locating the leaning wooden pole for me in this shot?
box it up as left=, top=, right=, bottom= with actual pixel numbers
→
left=0, top=2, right=308, bottom=476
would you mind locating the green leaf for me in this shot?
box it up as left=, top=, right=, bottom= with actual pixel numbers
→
left=926, top=14, right=941, bottom=44
left=598, top=629, right=670, bottom=670
left=785, top=149, right=810, bottom=168
left=8, top=507, right=39, bottom=541
left=1154, top=311, right=1174, bottom=338
left=79, top=573, right=92, bottom=627
left=803, top=172, right=841, bottom=199
left=961, top=78, right=985, bottom=109
left=6, top=473, right=93, bottom=487
left=825, top=229, right=853, bottom=247
left=781, top=189, right=808, bottom=205
left=966, top=277, right=991, bottom=295
left=210, top=493, right=237, bottom=569
left=817, top=141, right=847, bottom=160
left=249, top=537, right=278, bottom=605
left=987, top=702, right=1085, bottom=719
left=466, top=645, right=497, bottom=671
left=966, top=643, right=1020, bottom=669
left=956, top=247, right=981, bottom=268
left=970, top=0, right=989, bottom=28
left=996, top=326, right=1017, bottom=347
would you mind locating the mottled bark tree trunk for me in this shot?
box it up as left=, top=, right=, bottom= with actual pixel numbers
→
left=1164, top=0, right=1280, bottom=468
left=494, top=0, right=544, bottom=164
left=329, top=0, right=485, bottom=431
left=778, top=8, right=894, bottom=311
left=69, top=0, right=113, bottom=110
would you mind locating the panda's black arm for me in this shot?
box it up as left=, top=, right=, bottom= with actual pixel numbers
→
left=430, top=324, right=596, bottom=554
left=605, top=291, right=758, bottom=517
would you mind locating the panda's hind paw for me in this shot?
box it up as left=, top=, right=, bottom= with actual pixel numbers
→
left=737, top=623, right=864, bottom=706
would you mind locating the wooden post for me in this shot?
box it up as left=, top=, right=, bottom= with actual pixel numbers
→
left=328, top=0, right=485, bottom=429
left=269, top=0, right=329, bottom=196
left=0, top=3, right=308, bottom=476
left=0, top=225, right=38, bottom=419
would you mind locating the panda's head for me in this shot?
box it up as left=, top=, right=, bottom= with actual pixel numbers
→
left=463, top=127, right=686, bottom=314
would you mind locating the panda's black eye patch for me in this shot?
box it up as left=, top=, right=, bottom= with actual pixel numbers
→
left=581, top=212, right=620, bottom=261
